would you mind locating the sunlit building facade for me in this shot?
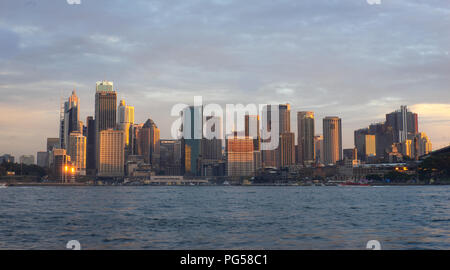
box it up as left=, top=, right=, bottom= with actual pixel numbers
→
left=98, top=129, right=124, bottom=177
left=323, top=117, right=342, bottom=165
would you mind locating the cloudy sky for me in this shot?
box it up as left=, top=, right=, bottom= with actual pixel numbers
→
left=1, top=0, right=450, bottom=159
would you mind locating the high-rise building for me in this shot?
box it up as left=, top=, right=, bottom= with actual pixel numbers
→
left=386, top=105, right=418, bottom=143
left=278, top=132, right=296, bottom=168
left=37, top=152, right=49, bottom=168
left=323, top=117, right=342, bottom=165
left=63, top=91, right=80, bottom=150
left=202, top=116, right=223, bottom=161
left=0, top=154, right=14, bottom=164
left=140, top=119, right=161, bottom=172
left=160, top=140, right=182, bottom=175
left=118, top=100, right=135, bottom=149
left=314, top=135, right=324, bottom=165
left=261, top=104, right=292, bottom=169
left=354, top=129, right=376, bottom=161
left=95, top=81, right=117, bottom=171
left=226, top=133, right=254, bottom=177
left=19, top=155, right=35, bottom=165
left=68, top=131, right=86, bottom=176
left=47, top=138, right=60, bottom=152
left=416, top=132, right=432, bottom=157
left=181, top=106, right=203, bottom=176
left=85, top=116, right=96, bottom=175
left=98, top=129, right=124, bottom=177
left=52, top=149, right=75, bottom=183
left=297, top=111, right=315, bottom=165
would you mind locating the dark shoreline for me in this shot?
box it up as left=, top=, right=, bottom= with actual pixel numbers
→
left=3, top=182, right=450, bottom=187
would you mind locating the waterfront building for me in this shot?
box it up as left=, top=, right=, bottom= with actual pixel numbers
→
left=118, top=100, right=135, bottom=149
left=95, top=81, right=117, bottom=171
left=85, top=116, right=96, bottom=175
left=98, top=129, right=124, bottom=177
left=314, top=135, right=324, bottom=165
left=278, top=132, right=296, bottom=168
left=62, top=91, right=80, bottom=150
left=37, top=151, right=49, bottom=168
left=323, top=117, right=342, bottom=165
left=181, top=106, right=203, bottom=176
left=416, top=132, right=432, bottom=157
left=68, top=131, right=86, bottom=175
left=226, top=134, right=254, bottom=177
left=160, top=140, right=182, bottom=176
left=386, top=105, right=418, bottom=143
left=297, top=111, right=315, bottom=165
left=0, top=154, right=15, bottom=164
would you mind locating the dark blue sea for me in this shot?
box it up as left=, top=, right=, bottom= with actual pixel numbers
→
left=0, top=186, right=449, bottom=250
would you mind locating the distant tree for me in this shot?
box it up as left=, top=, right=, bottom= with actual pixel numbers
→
left=419, top=153, right=450, bottom=179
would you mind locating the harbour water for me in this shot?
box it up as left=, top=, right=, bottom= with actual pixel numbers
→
left=0, top=186, right=449, bottom=250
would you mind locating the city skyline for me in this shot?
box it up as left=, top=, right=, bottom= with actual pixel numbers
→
left=1, top=0, right=450, bottom=158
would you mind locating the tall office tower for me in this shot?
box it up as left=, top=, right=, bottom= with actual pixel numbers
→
left=63, top=91, right=80, bottom=150
left=37, top=152, right=49, bottom=168
left=386, top=105, right=418, bottom=143
left=401, top=139, right=413, bottom=158
left=314, top=135, right=324, bottom=165
left=181, top=106, right=203, bottom=176
left=354, top=128, right=376, bottom=161
left=297, top=111, right=315, bottom=165
left=0, top=154, right=15, bottom=164
left=415, top=132, right=432, bottom=157
left=118, top=100, right=135, bottom=149
left=366, top=122, right=394, bottom=159
left=68, top=131, right=86, bottom=176
left=47, top=138, right=60, bottom=152
left=141, top=119, right=161, bottom=172
left=202, top=116, right=223, bottom=161
left=131, top=123, right=144, bottom=155
left=261, top=104, right=292, bottom=168
left=278, top=132, right=296, bottom=168
left=226, top=133, right=254, bottom=177
left=95, top=81, right=117, bottom=171
left=52, top=149, right=73, bottom=183
left=98, top=129, right=124, bottom=177
left=19, top=155, right=35, bottom=165
left=160, top=140, right=182, bottom=176
left=85, top=116, right=96, bottom=175
left=245, top=115, right=262, bottom=171
left=323, top=117, right=342, bottom=165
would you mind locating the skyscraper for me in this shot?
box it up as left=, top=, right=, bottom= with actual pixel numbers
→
left=181, top=106, right=203, bottom=176
left=297, top=111, right=315, bottom=165
left=141, top=119, right=161, bottom=172
left=118, top=100, right=135, bottom=149
left=98, top=129, right=124, bottom=177
left=47, top=138, right=60, bottom=152
left=62, top=91, right=80, bottom=150
left=261, top=104, right=292, bottom=169
left=278, top=132, right=296, bottom=168
left=226, top=133, right=254, bottom=177
left=68, top=131, right=86, bottom=176
left=314, top=135, right=324, bottom=165
left=386, top=105, right=418, bottom=143
left=86, top=116, right=96, bottom=175
left=95, top=81, right=117, bottom=171
left=323, top=117, right=342, bottom=165
left=354, top=129, right=376, bottom=161
left=37, top=152, right=49, bottom=168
